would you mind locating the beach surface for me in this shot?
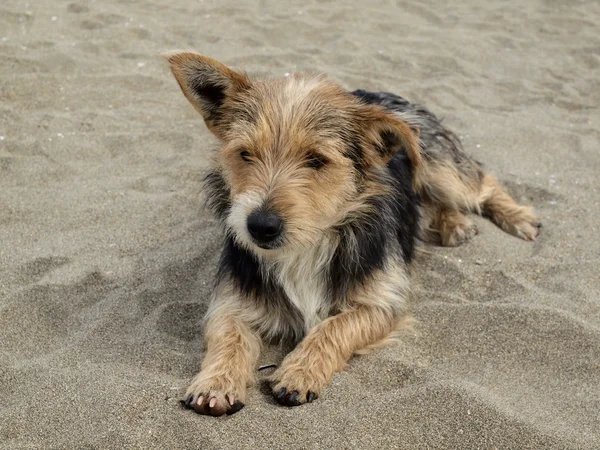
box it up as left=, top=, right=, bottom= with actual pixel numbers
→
left=1, top=0, right=599, bottom=448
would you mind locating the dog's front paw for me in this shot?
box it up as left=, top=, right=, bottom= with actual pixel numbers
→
left=181, top=372, right=246, bottom=417
left=272, top=386, right=318, bottom=406
left=269, top=362, right=326, bottom=407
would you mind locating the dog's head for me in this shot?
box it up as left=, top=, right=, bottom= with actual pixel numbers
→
left=166, top=52, right=420, bottom=254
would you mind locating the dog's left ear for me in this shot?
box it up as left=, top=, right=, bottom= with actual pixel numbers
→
left=363, top=109, right=422, bottom=169
left=165, top=51, right=251, bottom=139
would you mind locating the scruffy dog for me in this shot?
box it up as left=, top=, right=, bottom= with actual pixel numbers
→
left=166, top=52, right=540, bottom=416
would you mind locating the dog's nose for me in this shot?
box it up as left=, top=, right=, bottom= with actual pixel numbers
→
left=247, top=210, right=283, bottom=244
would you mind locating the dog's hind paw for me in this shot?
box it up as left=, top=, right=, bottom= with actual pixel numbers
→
left=436, top=210, right=478, bottom=247
left=441, top=222, right=479, bottom=247
left=511, top=219, right=542, bottom=241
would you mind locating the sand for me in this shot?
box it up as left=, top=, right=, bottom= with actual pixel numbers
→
left=1, top=0, right=599, bottom=448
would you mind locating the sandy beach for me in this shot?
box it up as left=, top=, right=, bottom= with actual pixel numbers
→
left=1, top=0, right=599, bottom=448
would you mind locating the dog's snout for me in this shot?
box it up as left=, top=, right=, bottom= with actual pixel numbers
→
left=247, top=210, right=283, bottom=244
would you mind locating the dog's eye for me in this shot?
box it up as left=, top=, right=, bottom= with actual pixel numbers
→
left=305, top=154, right=328, bottom=170
left=240, top=150, right=252, bottom=162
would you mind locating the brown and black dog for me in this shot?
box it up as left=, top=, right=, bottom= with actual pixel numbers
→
left=165, top=51, right=540, bottom=416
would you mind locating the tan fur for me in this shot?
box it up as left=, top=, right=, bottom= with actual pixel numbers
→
left=354, top=314, right=415, bottom=355
left=479, top=174, right=540, bottom=241
left=418, top=160, right=540, bottom=244
left=269, top=260, right=410, bottom=402
left=269, top=306, right=393, bottom=402
left=420, top=205, right=479, bottom=247
left=418, top=160, right=484, bottom=213
left=437, top=209, right=478, bottom=247
left=185, top=287, right=262, bottom=416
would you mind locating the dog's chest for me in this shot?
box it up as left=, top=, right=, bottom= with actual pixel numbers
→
left=271, top=247, right=330, bottom=332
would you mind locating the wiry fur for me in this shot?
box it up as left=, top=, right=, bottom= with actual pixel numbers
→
left=165, top=52, right=540, bottom=416
left=351, top=90, right=540, bottom=244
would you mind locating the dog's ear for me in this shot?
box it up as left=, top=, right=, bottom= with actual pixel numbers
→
left=360, top=107, right=422, bottom=169
left=165, top=51, right=251, bottom=139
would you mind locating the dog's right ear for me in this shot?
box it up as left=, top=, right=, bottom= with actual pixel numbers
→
left=164, top=51, right=251, bottom=139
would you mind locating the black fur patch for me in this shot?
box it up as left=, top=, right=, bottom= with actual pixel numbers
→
left=378, top=129, right=402, bottom=159
left=387, top=151, right=420, bottom=261
left=189, top=79, right=226, bottom=124
left=343, top=139, right=366, bottom=177
left=329, top=151, right=419, bottom=300
left=216, top=236, right=305, bottom=341
left=330, top=201, right=388, bottom=300
left=350, top=89, right=483, bottom=188
left=351, top=89, right=407, bottom=107
left=191, top=81, right=225, bottom=109
left=217, top=236, right=274, bottom=298
left=203, top=169, right=231, bottom=221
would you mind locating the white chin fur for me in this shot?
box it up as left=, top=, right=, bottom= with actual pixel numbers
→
left=226, top=190, right=267, bottom=251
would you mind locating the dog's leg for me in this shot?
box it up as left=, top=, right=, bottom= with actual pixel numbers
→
left=269, top=265, right=408, bottom=406
left=417, top=162, right=483, bottom=247
left=182, top=293, right=261, bottom=416
left=270, top=306, right=400, bottom=405
left=479, top=174, right=541, bottom=241
left=418, top=162, right=540, bottom=243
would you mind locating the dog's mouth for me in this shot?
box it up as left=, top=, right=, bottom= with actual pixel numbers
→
left=252, top=238, right=284, bottom=251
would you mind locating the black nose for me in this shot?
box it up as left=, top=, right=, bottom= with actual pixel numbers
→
left=247, top=210, right=283, bottom=244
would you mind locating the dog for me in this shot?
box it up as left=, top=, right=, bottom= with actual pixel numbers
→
left=165, top=52, right=540, bottom=416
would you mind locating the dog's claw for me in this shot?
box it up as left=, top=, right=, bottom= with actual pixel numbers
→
left=274, top=388, right=303, bottom=406
left=307, top=391, right=315, bottom=403
left=226, top=401, right=245, bottom=415
left=181, top=392, right=243, bottom=416
left=181, top=394, right=195, bottom=410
